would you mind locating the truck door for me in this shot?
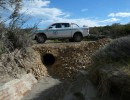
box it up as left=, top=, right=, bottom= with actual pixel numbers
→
left=57, top=23, right=72, bottom=38
left=46, top=23, right=61, bottom=38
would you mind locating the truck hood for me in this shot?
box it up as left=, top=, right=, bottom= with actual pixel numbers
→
left=36, top=29, right=46, bottom=33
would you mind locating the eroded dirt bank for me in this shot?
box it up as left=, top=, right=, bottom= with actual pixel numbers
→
left=0, top=39, right=111, bottom=83
left=32, top=39, right=111, bottom=80
left=0, top=39, right=112, bottom=100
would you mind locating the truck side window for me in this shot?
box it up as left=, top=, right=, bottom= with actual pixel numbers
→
left=56, top=23, right=61, bottom=28
left=50, top=23, right=61, bottom=29
left=62, top=23, right=70, bottom=28
left=50, top=24, right=56, bottom=29
left=72, top=24, right=79, bottom=28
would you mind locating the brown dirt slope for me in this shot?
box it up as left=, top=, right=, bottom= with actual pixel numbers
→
left=32, top=39, right=111, bottom=80
left=0, top=39, right=111, bottom=83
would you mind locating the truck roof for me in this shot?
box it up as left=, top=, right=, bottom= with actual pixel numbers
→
left=52, top=22, right=70, bottom=24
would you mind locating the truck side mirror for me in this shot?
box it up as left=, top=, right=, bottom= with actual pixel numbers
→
left=48, top=26, right=53, bottom=29
left=83, top=25, right=88, bottom=27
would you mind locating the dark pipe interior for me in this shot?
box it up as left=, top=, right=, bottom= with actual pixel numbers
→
left=42, top=53, right=55, bottom=66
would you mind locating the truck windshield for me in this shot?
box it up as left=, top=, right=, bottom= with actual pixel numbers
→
left=72, top=23, right=79, bottom=28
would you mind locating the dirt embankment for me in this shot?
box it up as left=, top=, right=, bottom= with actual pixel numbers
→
left=0, top=39, right=111, bottom=83
left=32, top=39, right=111, bottom=80
left=0, top=48, right=47, bottom=83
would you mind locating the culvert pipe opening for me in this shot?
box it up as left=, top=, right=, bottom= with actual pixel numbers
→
left=42, top=53, right=55, bottom=66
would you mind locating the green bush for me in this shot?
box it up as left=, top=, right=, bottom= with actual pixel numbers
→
left=6, top=29, right=33, bottom=51
left=84, top=34, right=106, bottom=41
left=90, top=23, right=130, bottom=39
left=0, top=26, right=33, bottom=54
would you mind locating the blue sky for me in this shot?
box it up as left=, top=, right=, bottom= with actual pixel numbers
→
left=1, top=0, right=130, bottom=28
left=50, top=0, right=130, bottom=18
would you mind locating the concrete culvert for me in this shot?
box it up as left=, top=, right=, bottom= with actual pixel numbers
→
left=73, top=92, right=85, bottom=100
left=42, top=53, right=55, bottom=66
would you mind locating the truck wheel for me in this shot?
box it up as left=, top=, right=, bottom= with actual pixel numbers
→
left=69, top=38, right=74, bottom=42
left=73, top=33, right=83, bottom=42
left=36, top=34, right=46, bottom=43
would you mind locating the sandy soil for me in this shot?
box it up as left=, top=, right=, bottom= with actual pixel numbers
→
left=22, top=76, right=60, bottom=100
left=22, top=75, right=117, bottom=100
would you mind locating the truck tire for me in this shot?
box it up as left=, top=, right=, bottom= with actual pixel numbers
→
left=73, top=33, right=83, bottom=42
left=69, top=38, right=74, bottom=42
left=36, top=34, right=46, bottom=43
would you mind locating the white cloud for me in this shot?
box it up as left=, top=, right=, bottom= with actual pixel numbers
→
left=21, top=0, right=99, bottom=27
left=63, top=14, right=71, bottom=18
left=0, top=0, right=123, bottom=27
left=21, top=0, right=66, bottom=19
left=21, top=0, right=121, bottom=27
left=99, top=18, right=120, bottom=23
left=81, top=9, right=88, bottom=12
left=108, top=12, right=130, bottom=17
left=41, top=18, right=99, bottom=27
left=23, top=0, right=50, bottom=8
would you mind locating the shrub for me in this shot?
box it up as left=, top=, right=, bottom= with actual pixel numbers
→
left=84, top=34, right=106, bottom=41
left=0, top=0, right=35, bottom=54
left=90, top=36, right=130, bottom=99
left=0, top=26, right=34, bottom=54
left=90, top=23, right=130, bottom=39
left=92, top=36, right=130, bottom=66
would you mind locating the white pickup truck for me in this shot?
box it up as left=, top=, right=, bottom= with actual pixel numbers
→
left=33, top=23, right=89, bottom=43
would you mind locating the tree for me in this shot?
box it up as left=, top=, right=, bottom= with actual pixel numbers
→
left=0, top=0, right=33, bottom=53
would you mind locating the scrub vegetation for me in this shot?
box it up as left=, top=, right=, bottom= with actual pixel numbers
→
left=90, top=36, right=130, bottom=99
left=0, top=0, right=33, bottom=54
left=89, top=23, right=130, bottom=39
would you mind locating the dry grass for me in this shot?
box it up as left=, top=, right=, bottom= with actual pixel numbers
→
left=0, top=22, right=33, bottom=54
left=90, top=36, right=130, bottom=99
left=92, top=36, right=130, bottom=67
